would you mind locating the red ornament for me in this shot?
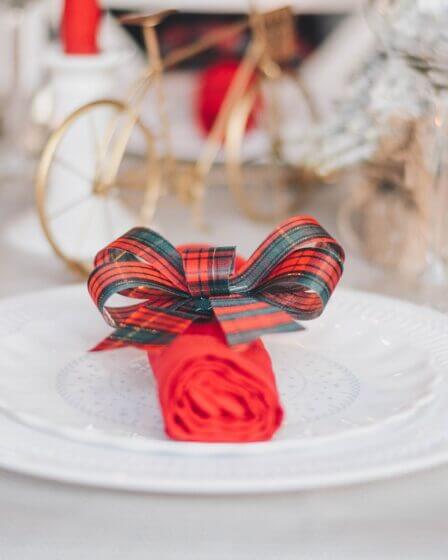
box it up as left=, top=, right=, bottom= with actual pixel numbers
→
left=62, top=0, right=101, bottom=55
left=196, top=59, right=260, bottom=136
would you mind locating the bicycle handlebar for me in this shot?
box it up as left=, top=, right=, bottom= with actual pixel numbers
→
left=163, top=19, right=249, bottom=70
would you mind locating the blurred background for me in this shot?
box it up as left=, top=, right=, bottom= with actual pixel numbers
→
left=3, top=4, right=448, bottom=559
left=1, top=0, right=447, bottom=310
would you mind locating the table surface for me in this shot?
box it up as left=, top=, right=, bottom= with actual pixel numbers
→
left=1, top=166, right=448, bottom=559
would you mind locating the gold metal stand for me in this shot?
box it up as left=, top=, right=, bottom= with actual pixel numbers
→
left=36, top=5, right=317, bottom=274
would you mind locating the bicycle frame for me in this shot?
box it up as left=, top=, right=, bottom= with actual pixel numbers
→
left=96, top=8, right=286, bottom=224
left=35, top=4, right=316, bottom=274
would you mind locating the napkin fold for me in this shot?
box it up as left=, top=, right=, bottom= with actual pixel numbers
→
left=147, top=250, right=283, bottom=443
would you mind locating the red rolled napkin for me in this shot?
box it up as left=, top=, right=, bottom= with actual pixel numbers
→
left=62, top=0, right=101, bottom=55
left=89, top=216, right=345, bottom=444
left=148, top=321, right=283, bottom=442
left=147, top=252, right=283, bottom=443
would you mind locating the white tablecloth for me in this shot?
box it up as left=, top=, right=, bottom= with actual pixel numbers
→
left=1, top=171, right=447, bottom=559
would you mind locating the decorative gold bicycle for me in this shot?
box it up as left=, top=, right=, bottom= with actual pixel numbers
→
left=36, top=6, right=316, bottom=275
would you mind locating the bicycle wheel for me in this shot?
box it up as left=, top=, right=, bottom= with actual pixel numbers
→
left=225, top=73, right=315, bottom=222
left=36, top=99, right=159, bottom=275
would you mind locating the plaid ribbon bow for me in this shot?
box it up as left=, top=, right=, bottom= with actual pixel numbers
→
left=89, top=215, right=344, bottom=350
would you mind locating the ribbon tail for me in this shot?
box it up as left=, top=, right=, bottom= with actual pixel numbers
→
left=91, top=325, right=188, bottom=352
left=210, top=295, right=303, bottom=346
left=91, top=301, right=196, bottom=351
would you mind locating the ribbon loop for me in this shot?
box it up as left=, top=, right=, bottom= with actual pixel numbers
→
left=89, top=216, right=344, bottom=350
left=182, top=246, right=236, bottom=297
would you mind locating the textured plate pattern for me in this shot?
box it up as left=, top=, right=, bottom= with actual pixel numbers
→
left=0, top=285, right=447, bottom=492
left=0, top=285, right=441, bottom=453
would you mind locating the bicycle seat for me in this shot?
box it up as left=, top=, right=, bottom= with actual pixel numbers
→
left=119, top=9, right=178, bottom=28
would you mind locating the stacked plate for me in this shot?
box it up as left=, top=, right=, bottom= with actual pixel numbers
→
left=0, top=284, right=447, bottom=493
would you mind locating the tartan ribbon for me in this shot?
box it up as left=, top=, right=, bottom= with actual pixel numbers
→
left=88, top=215, right=344, bottom=350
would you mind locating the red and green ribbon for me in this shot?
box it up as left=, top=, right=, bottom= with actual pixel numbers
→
left=89, top=215, right=345, bottom=350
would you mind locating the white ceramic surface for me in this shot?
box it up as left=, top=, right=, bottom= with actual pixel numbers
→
left=0, top=285, right=447, bottom=492
left=0, top=283, right=440, bottom=453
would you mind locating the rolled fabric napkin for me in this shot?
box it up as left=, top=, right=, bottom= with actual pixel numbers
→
left=148, top=321, right=283, bottom=442
left=89, top=216, right=345, bottom=443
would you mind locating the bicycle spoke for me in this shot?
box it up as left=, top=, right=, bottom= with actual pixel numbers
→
left=48, top=192, right=93, bottom=221
left=53, top=156, right=94, bottom=184
left=75, top=199, right=96, bottom=257
left=91, top=113, right=125, bottom=180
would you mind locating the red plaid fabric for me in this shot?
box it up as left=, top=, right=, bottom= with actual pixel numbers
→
left=182, top=247, right=236, bottom=297
left=89, top=216, right=344, bottom=349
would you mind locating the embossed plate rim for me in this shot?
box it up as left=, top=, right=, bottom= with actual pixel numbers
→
left=0, top=285, right=447, bottom=492
left=0, top=284, right=444, bottom=457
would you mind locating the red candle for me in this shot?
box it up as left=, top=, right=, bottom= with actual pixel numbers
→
left=62, top=0, right=101, bottom=55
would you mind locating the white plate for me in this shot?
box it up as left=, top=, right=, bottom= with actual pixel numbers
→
left=0, top=284, right=441, bottom=454
left=0, top=285, right=447, bottom=492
